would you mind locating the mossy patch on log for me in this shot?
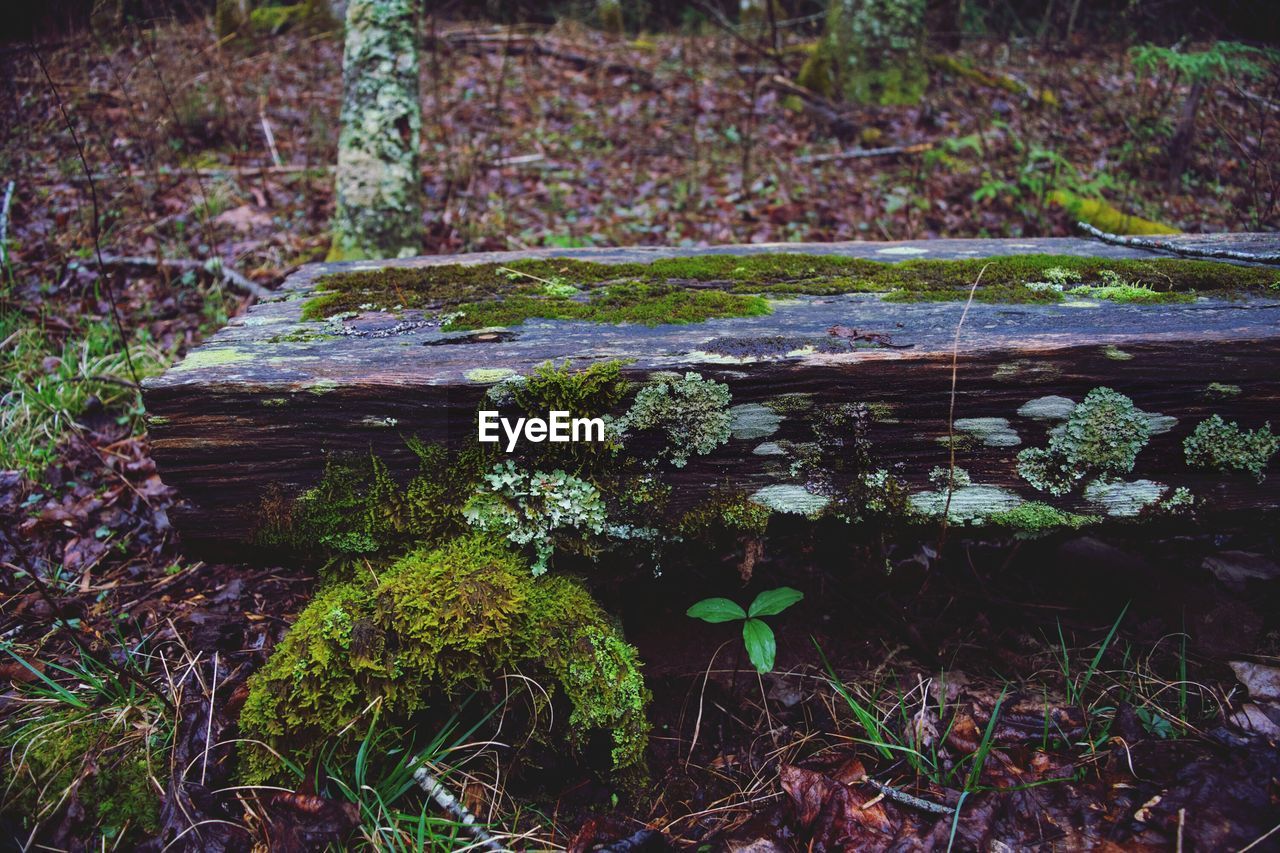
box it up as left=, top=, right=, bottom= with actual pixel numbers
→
left=302, top=253, right=1276, bottom=324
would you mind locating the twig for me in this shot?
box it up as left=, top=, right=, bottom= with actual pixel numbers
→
left=798, top=142, right=935, bottom=164
left=83, top=254, right=272, bottom=300
left=764, top=75, right=858, bottom=136
left=31, top=45, right=139, bottom=386
left=858, top=775, right=956, bottom=816
left=1076, top=222, right=1280, bottom=265
left=0, top=180, right=13, bottom=267
left=259, top=110, right=283, bottom=169
left=940, top=264, right=989, bottom=543
left=413, top=765, right=506, bottom=852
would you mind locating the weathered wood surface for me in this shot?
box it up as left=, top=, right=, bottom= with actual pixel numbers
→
left=143, top=235, right=1280, bottom=556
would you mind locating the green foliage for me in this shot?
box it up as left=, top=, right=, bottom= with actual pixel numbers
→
left=621, top=372, right=733, bottom=468
left=986, top=502, right=1099, bottom=537
left=1183, top=415, right=1278, bottom=481
left=677, top=493, right=772, bottom=538
left=1017, top=387, right=1151, bottom=496
left=238, top=535, right=650, bottom=784
left=0, top=641, right=171, bottom=846
left=0, top=312, right=168, bottom=478
left=256, top=441, right=490, bottom=558
left=1132, top=42, right=1279, bottom=86
left=303, top=253, right=1276, bottom=320
left=463, top=461, right=608, bottom=575
left=687, top=587, right=803, bottom=674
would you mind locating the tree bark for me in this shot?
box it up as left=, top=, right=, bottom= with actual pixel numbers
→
left=1168, top=79, right=1204, bottom=193
left=329, top=0, right=422, bottom=261
left=798, top=0, right=929, bottom=105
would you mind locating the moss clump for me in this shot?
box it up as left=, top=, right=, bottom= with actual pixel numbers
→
left=1183, top=415, right=1278, bottom=482
left=621, top=372, right=733, bottom=468
left=302, top=253, right=1276, bottom=321
left=463, top=462, right=608, bottom=576
left=987, top=502, right=1099, bottom=537
left=678, top=493, right=772, bottom=538
left=508, top=360, right=629, bottom=473
left=1, top=705, right=166, bottom=844
left=1049, top=190, right=1180, bottom=236
left=1016, top=387, right=1151, bottom=496
left=237, top=535, right=649, bottom=783
left=256, top=440, right=489, bottom=558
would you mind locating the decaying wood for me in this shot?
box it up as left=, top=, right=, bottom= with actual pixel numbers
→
left=1078, top=222, right=1280, bottom=265
left=142, top=235, right=1280, bottom=558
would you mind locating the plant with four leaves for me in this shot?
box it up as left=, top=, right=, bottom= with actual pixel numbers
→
left=686, top=587, right=803, bottom=674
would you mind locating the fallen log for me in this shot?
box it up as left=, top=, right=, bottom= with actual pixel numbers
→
left=142, top=235, right=1280, bottom=561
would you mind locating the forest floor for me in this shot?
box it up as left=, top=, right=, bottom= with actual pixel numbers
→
left=1, top=15, right=1279, bottom=851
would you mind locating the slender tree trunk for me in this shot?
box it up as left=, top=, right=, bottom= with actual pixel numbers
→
left=798, top=0, right=928, bottom=105
left=329, top=0, right=422, bottom=261
left=1167, top=79, right=1204, bottom=193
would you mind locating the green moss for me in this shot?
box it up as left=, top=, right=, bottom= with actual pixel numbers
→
left=509, top=360, right=629, bottom=473
left=678, top=493, right=772, bottom=538
left=171, top=346, right=253, bottom=372
left=987, top=502, right=1099, bottom=537
left=255, top=440, right=490, bottom=558
left=1205, top=382, right=1242, bottom=399
left=1184, top=415, right=1278, bottom=481
left=302, top=253, right=1276, bottom=321
left=1, top=705, right=166, bottom=844
left=237, top=535, right=650, bottom=783
left=621, top=372, right=732, bottom=468
left=1050, top=190, right=1181, bottom=236
left=1016, top=387, right=1151, bottom=496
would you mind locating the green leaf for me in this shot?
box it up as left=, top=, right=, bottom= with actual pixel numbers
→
left=686, top=597, right=747, bottom=623
left=748, top=586, right=804, bottom=618
left=742, top=619, right=776, bottom=674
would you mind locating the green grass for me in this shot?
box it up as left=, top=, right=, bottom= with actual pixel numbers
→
left=0, top=307, right=169, bottom=478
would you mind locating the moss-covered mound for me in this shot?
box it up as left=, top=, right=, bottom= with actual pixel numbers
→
left=237, top=535, right=650, bottom=784
left=302, top=253, right=1277, bottom=323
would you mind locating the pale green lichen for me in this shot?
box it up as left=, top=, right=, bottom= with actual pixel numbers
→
left=953, top=417, right=1021, bottom=448
left=1017, top=395, right=1076, bottom=421
left=750, top=484, right=830, bottom=517
left=463, top=461, right=607, bottom=575
left=1083, top=478, right=1167, bottom=517
left=753, top=442, right=786, bottom=456
left=170, top=346, right=253, bottom=372
left=621, top=372, right=732, bottom=468
left=1183, top=415, right=1278, bottom=482
left=466, top=367, right=517, bottom=383
left=908, top=483, right=1023, bottom=524
left=729, top=403, right=783, bottom=440
left=1102, top=345, right=1134, bottom=361
left=1016, top=387, right=1151, bottom=496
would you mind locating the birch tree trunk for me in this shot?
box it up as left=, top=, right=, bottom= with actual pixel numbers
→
left=798, top=0, right=928, bottom=105
left=329, top=0, right=422, bottom=261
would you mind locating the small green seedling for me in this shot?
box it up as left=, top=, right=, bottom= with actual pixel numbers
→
left=686, top=587, right=804, bottom=674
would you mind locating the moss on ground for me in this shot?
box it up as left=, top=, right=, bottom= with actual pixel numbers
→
left=1, top=704, right=166, bottom=845
left=303, top=253, right=1274, bottom=323
left=237, top=534, right=650, bottom=784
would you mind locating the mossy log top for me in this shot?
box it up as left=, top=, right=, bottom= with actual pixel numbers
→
left=143, top=235, right=1280, bottom=558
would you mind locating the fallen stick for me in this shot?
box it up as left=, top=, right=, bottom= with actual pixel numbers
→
left=86, top=254, right=273, bottom=300
left=1077, top=222, right=1280, bottom=265
left=0, top=180, right=13, bottom=266
left=798, top=142, right=935, bottom=164
left=413, top=765, right=506, bottom=852
left=858, top=775, right=956, bottom=816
